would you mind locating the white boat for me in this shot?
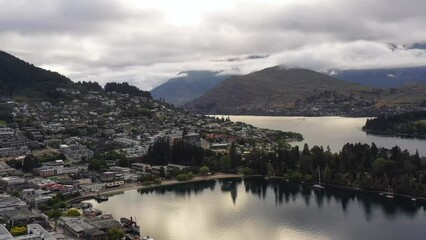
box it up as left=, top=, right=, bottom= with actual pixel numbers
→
left=313, top=166, right=325, bottom=189
left=411, top=198, right=417, bottom=201
left=142, top=236, right=154, bottom=240
left=385, top=186, right=394, bottom=199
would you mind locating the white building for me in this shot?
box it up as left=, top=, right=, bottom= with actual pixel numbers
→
left=114, top=137, right=141, bottom=147
left=61, top=143, right=93, bottom=160
left=81, top=183, right=106, bottom=193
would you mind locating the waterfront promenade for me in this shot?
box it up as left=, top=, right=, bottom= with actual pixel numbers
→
left=68, top=173, right=243, bottom=203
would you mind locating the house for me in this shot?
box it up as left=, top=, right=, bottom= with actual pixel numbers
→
left=183, top=132, right=200, bottom=146
left=131, top=163, right=150, bottom=173
left=33, top=166, right=56, bottom=177
left=0, top=177, right=27, bottom=191
left=0, top=208, right=46, bottom=228
left=61, top=144, right=93, bottom=160
left=0, top=195, right=27, bottom=213
left=58, top=216, right=121, bottom=240
left=16, top=224, right=56, bottom=240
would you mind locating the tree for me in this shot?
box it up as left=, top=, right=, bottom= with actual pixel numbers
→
left=230, top=142, right=240, bottom=169
left=200, top=166, right=210, bottom=176
left=243, top=167, right=254, bottom=176
left=22, top=154, right=40, bottom=172
left=324, top=164, right=332, bottom=183
left=220, top=155, right=232, bottom=172
left=46, top=209, right=62, bottom=219
left=88, top=159, right=103, bottom=172
left=10, top=226, right=27, bottom=236
left=66, top=208, right=81, bottom=217
left=107, top=227, right=125, bottom=240
left=372, top=158, right=395, bottom=176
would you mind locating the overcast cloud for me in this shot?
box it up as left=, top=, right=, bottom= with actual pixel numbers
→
left=1, top=0, right=425, bottom=90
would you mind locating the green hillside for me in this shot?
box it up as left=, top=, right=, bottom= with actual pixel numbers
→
left=0, top=50, right=74, bottom=100
left=184, top=66, right=426, bottom=115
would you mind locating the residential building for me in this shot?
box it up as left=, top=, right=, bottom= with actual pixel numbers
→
left=0, top=177, right=27, bottom=192
left=81, top=183, right=105, bottom=193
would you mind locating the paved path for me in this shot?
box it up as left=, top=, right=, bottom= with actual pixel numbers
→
left=69, top=173, right=243, bottom=203
left=99, top=173, right=243, bottom=195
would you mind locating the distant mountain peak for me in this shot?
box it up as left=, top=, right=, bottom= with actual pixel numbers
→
left=150, top=70, right=229, bottom=106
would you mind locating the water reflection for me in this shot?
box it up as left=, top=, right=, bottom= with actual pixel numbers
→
left=89, top=179, right=426, bottom=240
left=242, top=179, right=425, bottom=221
left=137, top=180, right=217, bottom=196
left=138, top=179, right=426, bottom=221
left=219, top=179, right=242, bottom=205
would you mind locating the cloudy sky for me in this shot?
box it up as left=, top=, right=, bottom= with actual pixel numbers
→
left=1, top=0, right=426, bottom=90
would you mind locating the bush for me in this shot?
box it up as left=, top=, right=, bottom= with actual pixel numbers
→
left=153, top=179, right=162, bottom=185
left=243, top=167, right=254, bottom=176
left=289, top=172, right=303, bottom=183
left=10, top=226, right=26, bottom=236
left=66, top=208, right=81, bottom=217
left=176, top=174, right=189, bottom=181
left=187, top=172, right=194, bottom=180
left=138, top=174, right=155, bottom=183
left=200, top=166, right=210, bottom=176
left=304, top=174, right=314, bottom=183
left=46, top=209, right=62, bottom=219
left=142, top=181, right=153, bottom=186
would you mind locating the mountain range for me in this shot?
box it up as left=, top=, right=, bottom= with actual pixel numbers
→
left=1, top=50, right=425, bottom=116
left=332, top=66, right=426, bottom=88
left=184, top=66, right=426, bottom=115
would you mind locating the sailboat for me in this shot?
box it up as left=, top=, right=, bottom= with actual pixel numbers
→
left=385, top=185, right=394, bottom=199
left=313, top=165, right=325, bottom=189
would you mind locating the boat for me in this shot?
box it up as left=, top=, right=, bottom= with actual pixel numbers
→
left=313, top=166, right=325, bottom=189
left=142, top=236, right=154, bottom=240
left=385, top=186, right=394, bottom=199
left=411, top=198, right=417, bottom=201
left=95, top=194, right=108, bottom=201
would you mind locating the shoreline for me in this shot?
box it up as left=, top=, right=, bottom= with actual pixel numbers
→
left=69, top=173, right=243, bottom=203
left=266, top=176, right=426, bottom=202
left=102, top=173, right=243, bottom=195
left=363, top=129, right=426, bottom=140
left=70, top=173, right=426, bottom=204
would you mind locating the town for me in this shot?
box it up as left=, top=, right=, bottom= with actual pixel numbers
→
left=0, top=87, right=302, bottom=240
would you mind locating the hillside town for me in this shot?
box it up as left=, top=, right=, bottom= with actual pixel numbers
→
left=0, top=88, right=302, bottom=240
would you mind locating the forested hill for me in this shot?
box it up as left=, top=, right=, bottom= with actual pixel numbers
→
left=0, top=50, right=74, bottom=100
left=184, top=66, right=426, bottom=115
left=184, top=66, right=375, bottom=114
left=363, top=111, right=426, bottom=138
left=0, top=50, right=151, bottom=100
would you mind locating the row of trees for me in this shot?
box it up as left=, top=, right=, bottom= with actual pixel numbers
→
left=144, top=139, right=204, bottom=166
left=104, top=82, right=152, bottom=99
left=243, top=142, right=425, bottom=196
left=364, top=111, right=426, bottom=136
left=143, top=139, right=424, bottom=197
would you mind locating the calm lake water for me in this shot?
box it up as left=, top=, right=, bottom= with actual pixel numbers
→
left=87, top=179, right=426, bottom=240
left=218, top=116, right=426, bottom=156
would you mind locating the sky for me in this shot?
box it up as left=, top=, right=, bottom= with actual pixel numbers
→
left=1, top=0, right=426, bottom=90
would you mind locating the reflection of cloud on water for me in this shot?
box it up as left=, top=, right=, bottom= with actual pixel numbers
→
left=87, top=179, right=426, bottom=240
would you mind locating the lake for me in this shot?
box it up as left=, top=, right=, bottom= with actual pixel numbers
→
left=87, top=179, right=426, bottom=240
left=216, top=116, right=426, bottom=156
